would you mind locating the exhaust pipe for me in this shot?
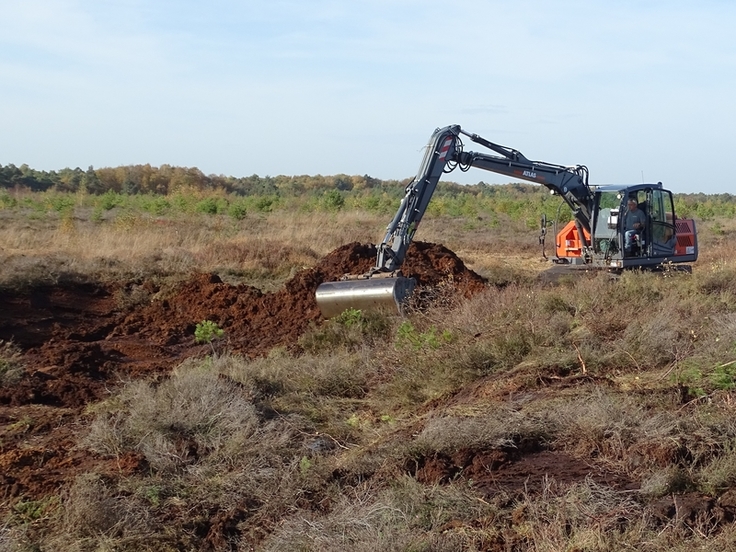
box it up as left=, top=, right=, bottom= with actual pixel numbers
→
left=315, top=276, right=416, bottom=319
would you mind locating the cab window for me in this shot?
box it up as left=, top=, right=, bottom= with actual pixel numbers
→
left=650, top=189, right=676, bottom=255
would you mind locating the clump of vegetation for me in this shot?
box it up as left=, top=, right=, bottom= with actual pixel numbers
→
left=0, top=340, right=24, bottom=385
left=395, top=320, right=455, bottom=350
left=83, top=362, right=260, bottom=473
left=194, top=319, right=225, bottom=354
left=299, top=308, right=393, bottom=353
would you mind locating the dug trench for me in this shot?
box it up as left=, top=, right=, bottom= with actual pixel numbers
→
left=0, top=241, right=486, bottom=408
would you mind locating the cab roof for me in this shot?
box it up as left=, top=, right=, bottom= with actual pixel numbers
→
left=590, top=182, right=664, bottom=194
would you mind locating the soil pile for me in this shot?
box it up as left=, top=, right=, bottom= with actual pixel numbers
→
left=113, top=241, right=487, bottom=357
left=0, top=242, right=486, bottom=408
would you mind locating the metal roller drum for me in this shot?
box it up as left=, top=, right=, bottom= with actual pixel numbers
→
left=315, top=277, right=416, bottom=319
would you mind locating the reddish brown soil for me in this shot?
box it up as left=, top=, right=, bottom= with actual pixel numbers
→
left=0, top=242, right=486, bottom=504
left=0, top=241, right=486, bottom=409
left=413, top=447, right=635, bottom=495
left=0, top=404, right=145, bottom=501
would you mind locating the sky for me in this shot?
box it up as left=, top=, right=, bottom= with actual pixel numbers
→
left=1, top=0, right=734, bottom=193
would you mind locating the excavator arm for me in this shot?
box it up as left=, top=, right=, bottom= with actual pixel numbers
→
left=316, top=123, right=697, bottom=317
left=375, top=125, right=593, bottom=274
left=316, top=124, right=594, bottom=318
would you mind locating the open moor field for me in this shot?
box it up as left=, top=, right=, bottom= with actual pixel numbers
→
left=1, top=189, right=736, bottom=551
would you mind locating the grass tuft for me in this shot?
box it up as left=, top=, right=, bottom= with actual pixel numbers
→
left=83, top=361, right=259, bottom=472
left=0, top=341, right=24, bottom=385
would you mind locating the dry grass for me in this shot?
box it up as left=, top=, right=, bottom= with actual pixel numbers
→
left=512, top=477, right=649, bottom=551
left=0, top=341, right=24, bottom=386
left=83, top=361, right=260, bottom=472
left=547, top=390, right=685, bottom=473
left=411, top=406, right=551, bottom=455
left=257, top=476, right=501, bottom=552
left=61, top=474, right=152, bottom=540
left=0, top=210, right=377, bottom=281
left=5, top=202, right=736, bottom=550
left=0, top=205, right=544, bottom=290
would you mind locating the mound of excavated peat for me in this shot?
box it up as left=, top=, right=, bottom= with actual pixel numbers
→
left=401, top=241, right=487, bottom=296
left=0, top=241, right=485, bottom=408
left=114, top=241, right=487, bottom=357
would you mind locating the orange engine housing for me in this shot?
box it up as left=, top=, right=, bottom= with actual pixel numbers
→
left=555, top=220, right=589, bottom=259
left=673, top=218, right=697, bottom=258
left=555, top=218, right=698, bottom=260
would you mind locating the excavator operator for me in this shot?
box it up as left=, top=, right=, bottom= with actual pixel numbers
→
left=624, top=198, right=646, bottom=255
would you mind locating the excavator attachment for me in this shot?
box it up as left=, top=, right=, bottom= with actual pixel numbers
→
left=315, top=276, right=416, bottom=319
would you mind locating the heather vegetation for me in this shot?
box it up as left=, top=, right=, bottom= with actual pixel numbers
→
left=1, top=170, right=736, bottom=551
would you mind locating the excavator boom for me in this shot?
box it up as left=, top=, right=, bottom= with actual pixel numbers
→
left=316, top=126, right=465, bottom=317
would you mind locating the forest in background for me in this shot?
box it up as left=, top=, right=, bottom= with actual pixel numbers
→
left=1, top=162, right=734, bottom=223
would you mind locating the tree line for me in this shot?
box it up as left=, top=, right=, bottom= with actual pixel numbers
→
left=0, top=163, right=602, bottom=199
left=0, top=163, right=406, bottom=196
left=1, top=162, right=734, bottom=220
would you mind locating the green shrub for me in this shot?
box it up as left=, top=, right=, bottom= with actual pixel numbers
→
left=711, top=361, right=736, bottom=391
left=322, top=190, right=345, bottom=211
left=142, top=196, right=170, bottom=216
left=254, top=196, right=277, bottom=212
left=395, top=321, right=454, bottom=350
left=0, top=191, right=17, bottom=209
left=336, top=307, right=363, bottom=327
left=12, top=496, right=58, bottom=523
left=48, top=194, right=75, bottom=213
left=195, top=197, right=219, bottom=215
left=194, top=320, right=224, bottom=344
left=99, top=190, right=121, bottom=210
left=90, top=206, right=104, bottom=222
left=170, top=193, right=197, bottom=213
left=228, top=199, right=247, bottom=220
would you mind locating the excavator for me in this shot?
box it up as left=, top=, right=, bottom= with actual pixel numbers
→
left=315, top=124, right=698, bottom=318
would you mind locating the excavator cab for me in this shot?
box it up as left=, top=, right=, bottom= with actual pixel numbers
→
left=582, top=184, right=697, bottom=269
